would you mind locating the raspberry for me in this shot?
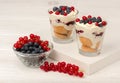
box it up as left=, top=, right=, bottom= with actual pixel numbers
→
left=70, top=6, right=75, bottom=11
left=88, top=21, right=92, bottom=24
left=75, top=18, right=80, bottom=22
left=95, top=22, right=99, bottom=26
left=88, top=15, right=92, bottom=18
left=30, top=34, right=35, bottom=39
left=49, top=11, right=53, bottom=14
left=55, top=11, right=60, bottom=15
left=63, top=12, right=67, bottom=16
left=102, top=21, right=107, bottom=26
left=78, top=72, right=84, bottom=77
left=61, top=6, right=66, bottom=11
left=82, top=16, right=87, bottom=20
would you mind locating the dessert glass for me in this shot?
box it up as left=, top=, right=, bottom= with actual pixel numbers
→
left=48, top=6, right=78, bottom=43
left=75, top=16, right=107, bottom=56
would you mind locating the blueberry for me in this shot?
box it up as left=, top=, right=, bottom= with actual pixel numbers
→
left=91, top=17, right=97, bottom=22
left=84, top=20, right=88, bottom=24
left=53, top=7, right=58, bottom=11
left=24, top=43, right=29, bottom=47
left=21, top=47, right=25, bottom=51
left=34, top=42, right=39, bottom=48
left=66, top=7, right=71, bottom=14
left=96, top=18, right=102, bottom=23
left=34, top=48, right=40, bottom=53
left=24, top=46, right=28, bottom=51
left=40, top=49, right=44, bottom=53
left=27, top=50, right=31, bottom=54
left=32, top=51, right=36, bottom=54
left=38, top=46, right=42, bottom=49
left=21, top=50, right=26, bottom=53
left=79, top=20, right=84, bottom=23
left=59, top=6, right=63, bottom=9
left=56, top=8, right=61, bottom=12
left=29, top=46, right=33, bottom=51
left=16, top=48, right=21, bottom=51
left=87, top=18, right=92, bottom=21
left=60, top=11, right=64, bottom=15
left=28, top=42, right=34, bottom=46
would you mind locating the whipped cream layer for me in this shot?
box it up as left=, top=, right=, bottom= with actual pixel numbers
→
left=49, top=10, right=78, bottom=30
left=76, top=22, right=106, bottom=49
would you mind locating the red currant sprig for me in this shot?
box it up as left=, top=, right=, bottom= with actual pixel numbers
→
left=40, top=61, right=84, bottom=78
left=13, top=34, right=50, bottom=52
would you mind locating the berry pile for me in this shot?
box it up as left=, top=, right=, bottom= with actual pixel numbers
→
left=48, top=6, right=75, bottom=16
left=13, top=34, right=50, bottom=54
left=75, top=15, right=107, bottom=27
left=40, top=61, right=84, bottom=78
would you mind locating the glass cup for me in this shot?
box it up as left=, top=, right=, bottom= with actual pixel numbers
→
left=75, top=17, right=107, bottom=56
left=48, top=7, right=78, bottom=43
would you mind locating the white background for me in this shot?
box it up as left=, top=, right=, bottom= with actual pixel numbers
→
left=0, top=0, right=120, bottom=83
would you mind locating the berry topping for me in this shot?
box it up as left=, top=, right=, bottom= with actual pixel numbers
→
left=40, top=61, right=84, bottom=78
left=75, top=18, right=80, bottom=22
left=77, top=15, right=107, bottom=27
left=49, top=6, right=76, bottom=16
left=13, top=34, right=50, bottom=54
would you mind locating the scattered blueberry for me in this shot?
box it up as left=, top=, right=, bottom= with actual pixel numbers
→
left=51, top=6, right=75, bottom=15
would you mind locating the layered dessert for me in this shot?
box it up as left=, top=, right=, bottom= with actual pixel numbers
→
left=75, top=15, right=107, bottom=55
left=48, top=6, right=78, bottom=43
